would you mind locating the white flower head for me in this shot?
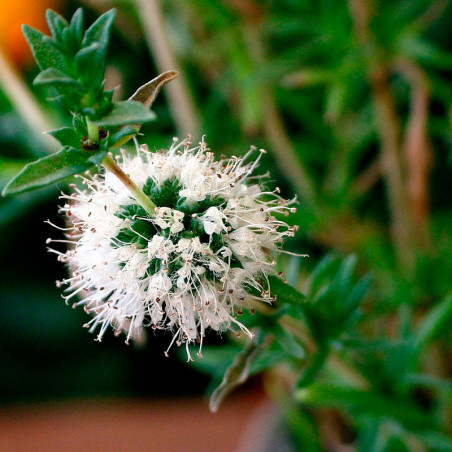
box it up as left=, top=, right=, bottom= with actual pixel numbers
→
left=49, top=137, right=299, bottom=359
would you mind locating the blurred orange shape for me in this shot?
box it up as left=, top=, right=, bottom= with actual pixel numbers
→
left=0, top=0, right=64, bottom=66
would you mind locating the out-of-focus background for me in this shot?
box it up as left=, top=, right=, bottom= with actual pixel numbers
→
left=0, top=0, right=451, bottom=451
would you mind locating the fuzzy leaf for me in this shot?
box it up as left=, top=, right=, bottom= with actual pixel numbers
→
left=2, top=147, right=106, bottom=196
left=33, top=68, right=78, bottom=87
left=91, top=101, right=156, bottom=127
left=46, top=128, right=82, bottom=148
left=22, top=25, right=67, bottom=73
left=82, top=9, right=116, bottom=47
left=45, top=9, right=68, bottom=41
left=68, top=8, right=84, bottom=46
left=75, top=43, right=106, bottom=88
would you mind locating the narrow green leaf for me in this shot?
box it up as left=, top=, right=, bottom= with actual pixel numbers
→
left=282, top=402, right=322, bottom=452
left=307, top=254, right=340, bottom=298
left=75, top=43, right=106, bottom=88
left=61, top=26, right=79, bottom=53
left=46, top=128, right=82, bottom=148
left=418, top=431, right=452, bottom=451
left=269, top=276, right=306, bottom=305
left=2, top=147, right=106, bottom=196
left=249, top=342, right=286, bottom=375
left=33, top=68, right=78, bottom=87
left=45, top=9, right=68, bottom=41
left=296, top=384, right=433, bottom=430
left=91, top=101, right=156, bottom=127
left=73, top=115, right=88, bottom=136
left=345, top=273, right=371, bottom=314
left=82, top=9, right=116, bottom=47
left=22, top=25, right=67, bottom=73
left=69, top=8, right=84, bottom=46
left=272, top=323, right=306, bottom=359
left=413, top=293, right=452, bottom=354
left=108, top=125, right=139, bottom=148
left=336, top=254, right=358, bottom=297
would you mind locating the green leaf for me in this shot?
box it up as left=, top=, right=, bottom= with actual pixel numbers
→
left=46, top=128, right=82, bottom=148
left=75, top=43, right=106, bottom=88
left=307, top=254, right=340, bottom=298
left=413, top=293, right=452, bottom=354
left=269, top=276, right=306, bottom=305
left=282, top=402, right=322, bottom=452
left=296, top=384, right=434, bottom=430
left=345, top=273, right=371, bottom=314
left=209, top=332, right=265, bottom=412
left=22, top=25, right=67, bottom=73
left=68, top=8, right=84, bottom=46
left=45, top=9, right=68, bottom=41
left=91, top=101, right=156, bottom=127
left=82, top=9, right=116, bottom=47
left=418, top=431, right=452, bottom=451
left=108, top=125, right=139, bottom=148
left=249, top=341, right=286, bottom=374
left=33, top=68, right=79, bottom=87
left=2, top=147, right=106, bottom=196
left=272, top=323, right=306, bottom=359
left=336, top=254, right=358, bottom=297
left=299, top=255, right=368, bottom=342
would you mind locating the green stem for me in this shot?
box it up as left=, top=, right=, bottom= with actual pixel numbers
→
left=86, top=117, right=156, bottom=216
left=86, top=118, right=99, bottom=141
left=102, top=154, right=156, bottom=216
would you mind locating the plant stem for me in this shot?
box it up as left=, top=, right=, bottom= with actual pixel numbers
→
left=85, top=118, right=156, bottom=216
left=349, top=0, right=414, bottom=270
left=240, top=19, right=317, bottom=204
left=86, top=119, right=100, bottom=142
left=136, top=0, right=200, bottom=136
left=102, top=154, right=156, bottom=216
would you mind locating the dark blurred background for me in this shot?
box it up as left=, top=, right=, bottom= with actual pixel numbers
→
left=0, top=0, right=451, bottom=451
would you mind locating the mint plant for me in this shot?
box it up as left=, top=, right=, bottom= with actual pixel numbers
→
left=2, top=8, right=370, bottom=417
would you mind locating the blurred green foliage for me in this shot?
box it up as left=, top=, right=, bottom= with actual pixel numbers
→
left=0, top=0, right=451, bottom=450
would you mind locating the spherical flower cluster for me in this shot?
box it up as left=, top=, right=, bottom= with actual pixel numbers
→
left=49, top=137, right=298, bottom=359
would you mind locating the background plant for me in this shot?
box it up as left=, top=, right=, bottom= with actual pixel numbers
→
left=0, top=1, right=451, bottom=451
